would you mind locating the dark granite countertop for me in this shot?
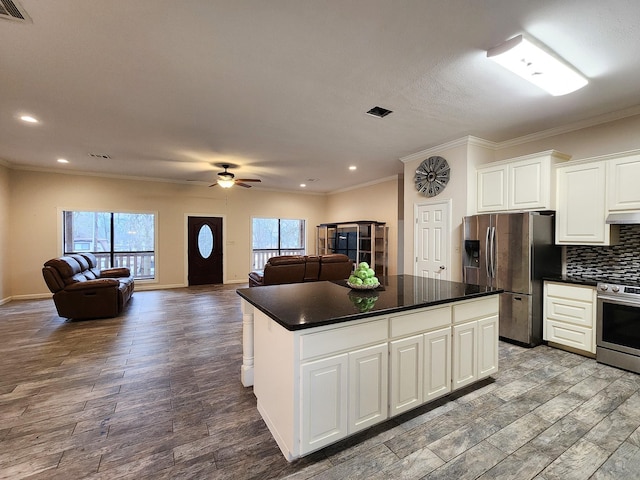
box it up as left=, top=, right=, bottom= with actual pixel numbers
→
left=543, top=276, right=599, bottom=287
left=236, top=274, right=502, bottom=331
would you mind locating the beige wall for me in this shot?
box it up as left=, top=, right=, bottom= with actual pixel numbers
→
left=8, top=170, right=327, bottom=297
left=403, top=143, right=470, bottom=281
left=325, top=176, right=400, bottom=275
left=495, top=114, right=640, bottom=162
left=0, top=164, right=9, bottom=302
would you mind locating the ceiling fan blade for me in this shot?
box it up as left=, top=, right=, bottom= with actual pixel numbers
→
left=209, top=183, right=218, bottom=187
left=235, top=178, right=261, bottom=182
left=236, top=182, right=252, bottom=188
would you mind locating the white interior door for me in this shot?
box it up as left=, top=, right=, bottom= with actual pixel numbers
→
left=414, top=201, right=450, bottom=280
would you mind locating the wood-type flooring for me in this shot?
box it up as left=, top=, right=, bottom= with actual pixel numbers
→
left=1, top=284, right=640, bottom=479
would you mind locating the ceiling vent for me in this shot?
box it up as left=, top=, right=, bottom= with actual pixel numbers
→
left=0, top=0, right=32, bottom=23
left=366, top=106, right=393, bottom=118
left=88, top=153, right=111, bottom=159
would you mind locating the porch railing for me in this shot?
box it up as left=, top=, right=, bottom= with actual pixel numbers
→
left=252, top=249, right=305, bottom=270
left=91, top=252, right=155, bottom=279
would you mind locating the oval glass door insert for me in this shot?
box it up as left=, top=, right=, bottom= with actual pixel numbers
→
left=197, top=224, right=214, bottom=259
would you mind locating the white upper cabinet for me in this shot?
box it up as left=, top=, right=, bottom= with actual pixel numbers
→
left=477, top=150, right=570, bottom=213
left=555, top=161, right=615, bottom=245
left=608, top=153, right=640, bottom=211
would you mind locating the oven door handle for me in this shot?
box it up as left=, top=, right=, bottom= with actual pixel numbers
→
left=598, top=295, right=640, bottom=305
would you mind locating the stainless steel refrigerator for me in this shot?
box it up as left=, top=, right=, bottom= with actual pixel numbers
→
left=462, top=212, right=562, bottom=346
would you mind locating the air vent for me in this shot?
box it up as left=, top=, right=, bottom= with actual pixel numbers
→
left=88, top=153, right=111, bottom=159
left=366, top=106, right=393, bottom=118
left=0, top=0, right=31, bottom=22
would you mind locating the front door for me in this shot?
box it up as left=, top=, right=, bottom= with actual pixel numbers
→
left=415, top=201, right=450, bottom=280
left=188, top=216, right=223, bottom=285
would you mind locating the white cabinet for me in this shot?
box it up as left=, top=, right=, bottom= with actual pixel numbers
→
left=556, top=161, right=618, bottom=245
left=608, top=153, right=640, bottom=211
left=298, top=318, right=388, bottom=455
left=250, top=295, right=500, bottom=460
left=388, top=306, right=452, bottom=415
left=477, top=164, right=508, bottom=212
left=423, top=327, right=452, bottom=402
left=452, top=321, right=478, bottom=390
left=451, top=296, right=499, bottom=390
left=348, top=343, right=388, bottom=434
left=543, top=281, right=597, bottom=355
left=301, top=354, right=348, bottom=453
left=477, top=150, right=570, bottom=213
left=389, top=335, right=423, bottom=416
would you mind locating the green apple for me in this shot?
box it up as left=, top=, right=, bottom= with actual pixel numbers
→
left=366, top=268, right=375, bottom=278
left=356, top=270, right=368, bottom=280
left=358, top=262, right=369, bottom=270
left=348, top=275, right=359, bottom=284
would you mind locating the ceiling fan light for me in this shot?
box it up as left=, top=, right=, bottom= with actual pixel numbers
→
left=487, top=34, right=588, bottom=96
left=217, top=178, right=235, bottom=188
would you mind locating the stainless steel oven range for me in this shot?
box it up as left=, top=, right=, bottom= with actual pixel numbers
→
left=597, top=282, right=640, bottom=373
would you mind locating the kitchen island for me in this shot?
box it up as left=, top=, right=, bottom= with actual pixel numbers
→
left=237, top=275, right=502, bottom=460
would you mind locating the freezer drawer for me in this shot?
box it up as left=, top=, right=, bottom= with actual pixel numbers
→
left=499, top=292, right=537, bottom=346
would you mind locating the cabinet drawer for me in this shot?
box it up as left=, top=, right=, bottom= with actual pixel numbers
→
left=390, top=306, right=450, bottom=339
left=453, top=296, right=499, bottom=324
left=545, top=319, right=594, bottom=353
left=546, top=282, right=595, bottom=303
left=300, top=318, right=387, bottom=361
left=545, top=296, right=594, bottom=327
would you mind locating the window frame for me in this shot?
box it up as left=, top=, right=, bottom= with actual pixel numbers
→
left=60, top=209, right=158, bottom=281
left=251, top=217, right=306, bottom=269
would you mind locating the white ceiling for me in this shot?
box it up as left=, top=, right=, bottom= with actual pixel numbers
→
left=2, top=0, right=640, bottom=193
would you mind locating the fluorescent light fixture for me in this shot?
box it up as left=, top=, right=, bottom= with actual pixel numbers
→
left=487, top=34, right=588, bottom=96
left=217, top=178, right=235, bottom=188
left=20, top=115, right=39, bottom=123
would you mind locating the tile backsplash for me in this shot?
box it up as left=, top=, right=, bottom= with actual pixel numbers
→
left=565, top=225, right=640, bottom=283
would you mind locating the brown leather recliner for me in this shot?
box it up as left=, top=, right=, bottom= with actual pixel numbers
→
left=42, top=253, right=134, bottom=320
left=248, top=254, right=353, bottom=286
left=318, top=254, right=355, bottom=281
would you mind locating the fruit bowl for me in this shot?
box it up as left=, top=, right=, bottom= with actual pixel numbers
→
left=347, top=281, right=380, bottom=290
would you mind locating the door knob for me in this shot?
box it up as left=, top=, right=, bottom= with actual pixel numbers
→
left=439, top=265, right=446, bottom=270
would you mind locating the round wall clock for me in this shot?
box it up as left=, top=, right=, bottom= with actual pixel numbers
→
left=414, top=156, right=450, bottom=197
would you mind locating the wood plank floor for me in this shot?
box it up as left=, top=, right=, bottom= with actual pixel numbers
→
left=2, top=285, right=640, bottom=479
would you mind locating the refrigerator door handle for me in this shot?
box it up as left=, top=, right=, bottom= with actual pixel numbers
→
left=485, top=227, right=491, bottom=279
left=490, top=226, right=496, bottom=278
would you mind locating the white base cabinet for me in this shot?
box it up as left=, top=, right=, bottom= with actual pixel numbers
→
left=543, top=281, right=596, bottom=354
left=452, top=299, right=499, bottom=390
left=250, top=295, right=499, bottom=461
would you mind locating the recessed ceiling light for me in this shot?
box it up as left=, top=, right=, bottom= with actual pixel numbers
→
left=349, top=166, right=357, bottom=171
left=57, top=158, right=69, bottom=164
left=20, top=115, right=39, bottom=123
left=300, top=183, right=306, bottom=188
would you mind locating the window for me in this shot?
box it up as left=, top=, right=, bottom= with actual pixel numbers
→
left=252, top=218, right=305, bottom=269
left=63, top=211, right=156, bottom=279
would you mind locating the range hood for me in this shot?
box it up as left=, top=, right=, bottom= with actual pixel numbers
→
left=606, top=212, right=640, bottom=224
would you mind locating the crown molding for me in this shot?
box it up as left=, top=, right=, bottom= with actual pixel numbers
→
left=496, top=105, right=640, bottom=150
left=328, top=174, right=399, bottom=195
left=399, top=136, right=498, bottom=164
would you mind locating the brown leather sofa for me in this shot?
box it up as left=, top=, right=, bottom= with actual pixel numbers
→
left=248, top=254, right=353, bottom=287
left=42, top=253, right=135, bottom=320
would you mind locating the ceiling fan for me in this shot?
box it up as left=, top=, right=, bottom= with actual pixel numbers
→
left=209, top=164, right=261, bottom=188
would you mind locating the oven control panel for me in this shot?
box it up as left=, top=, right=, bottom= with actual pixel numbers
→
left=598, top=283, right=640, bottom=296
